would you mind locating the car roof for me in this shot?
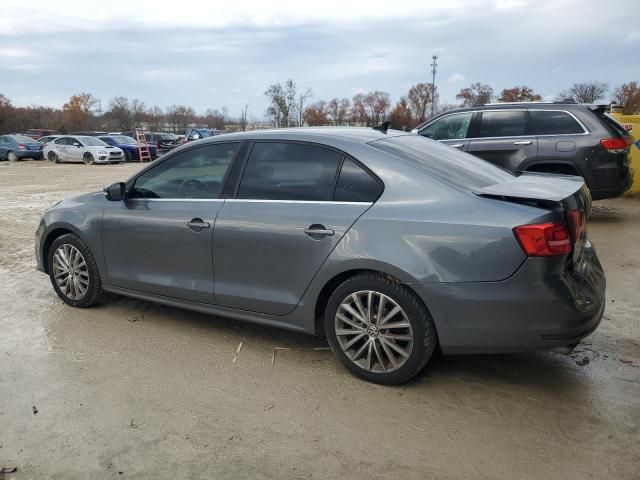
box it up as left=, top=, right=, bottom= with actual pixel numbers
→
left=204, top=127, right=404, bottom=145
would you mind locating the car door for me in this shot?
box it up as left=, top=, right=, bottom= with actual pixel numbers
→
left=101, top=142, right=240, bottom=303
left=212, top=141, right=378, bottom=316
left=467, top=110, right=538, bottom=171
left=53, top=137, right=70, bottom=161
left=66, top=137, right=84, bottom=162
left=528, top=109, right=588, bottom=171
left=416, top=111, right=474, bottom=151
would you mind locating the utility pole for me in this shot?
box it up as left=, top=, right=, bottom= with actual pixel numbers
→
left=430, top=55, right=438, bottom=117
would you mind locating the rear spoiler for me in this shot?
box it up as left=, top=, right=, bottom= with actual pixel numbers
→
left=586, top=104, right=609, bottom=114
left=474, top=172, right=591, bottom=216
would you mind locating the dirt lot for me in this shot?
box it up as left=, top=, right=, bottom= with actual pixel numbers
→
left=0, top=161, right=638, bottom=479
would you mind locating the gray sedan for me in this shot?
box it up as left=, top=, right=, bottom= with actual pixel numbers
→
left=35, top=127, right=605, bottom=384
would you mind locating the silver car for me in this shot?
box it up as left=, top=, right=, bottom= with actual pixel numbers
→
left=43, top=135, right=124, bottom=164
left=35, top=127, right=605, bottom=384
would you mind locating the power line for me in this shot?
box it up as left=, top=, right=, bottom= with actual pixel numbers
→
left=430, top=55, right=438, bottom=117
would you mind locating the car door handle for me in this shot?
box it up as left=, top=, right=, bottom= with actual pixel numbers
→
left=187, top=218, right=210, bottom=230
left=513, top=140, right=532, bottom=145
left=304, top=224, right=334, bottom=239
left=450, top=143, right=464, bottom=148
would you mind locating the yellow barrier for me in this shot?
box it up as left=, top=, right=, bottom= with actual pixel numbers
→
left=610, top=111, right=640, bottom=194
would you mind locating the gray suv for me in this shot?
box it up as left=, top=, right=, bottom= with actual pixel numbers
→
left=412, top=102, right=634, bottom=200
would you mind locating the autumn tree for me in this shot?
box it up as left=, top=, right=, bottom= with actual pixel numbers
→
left=62, top=92, right=98, bottom=131
left=204, top=107, right=227, bottom=130
left=327, top=98, right=351, bottom=126
left=612, top=81, right=640, bottom=114
left=304, top=101, right=330, bottom=126
left=456, top=83, right=494, bottom=106
left=407, top=83, right=435, bottom=123
left=558, top=81, right=608, bottom=103
left=498, top=86, right=542, bottom=102
left=352, top=91, right=390, bottom=126
left=388, top=97, right=414, bottom=131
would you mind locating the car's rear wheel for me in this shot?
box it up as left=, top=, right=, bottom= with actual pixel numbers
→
left=83, top=152, right=94, bottom=165
left=7, top=151, right=18, bottom=162
left=47, top=151, right=58, bottom=163
left=124, top=150, right=132, bottom=162
left=48, top=233, right=103, bottom=308
left=324, top=272, right=437, bottom=385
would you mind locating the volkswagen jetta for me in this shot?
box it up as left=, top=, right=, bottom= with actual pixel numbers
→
left=35, top=127, right=605, bottom=384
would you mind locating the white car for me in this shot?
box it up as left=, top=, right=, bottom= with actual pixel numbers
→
left=43, top=135, right=125, bottom=164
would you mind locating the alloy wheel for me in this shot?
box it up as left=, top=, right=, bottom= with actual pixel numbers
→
left=334, top=290, right=414, bottom=373
left=52, top=244, right=89, bottom=300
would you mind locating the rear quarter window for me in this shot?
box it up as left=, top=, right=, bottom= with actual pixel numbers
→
left=530, top=111, right=585, bottom=135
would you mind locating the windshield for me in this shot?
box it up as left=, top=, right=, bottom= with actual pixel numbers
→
left=79, top=137, right=108, bottom=147
left=370, top=134, right=514, bottom=190
left=195, top=129, right=212, bottom=138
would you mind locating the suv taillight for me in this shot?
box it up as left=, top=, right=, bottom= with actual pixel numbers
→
left=600, top=137, right=633, bottom=153
left=513, top=222, right=571, bottom=256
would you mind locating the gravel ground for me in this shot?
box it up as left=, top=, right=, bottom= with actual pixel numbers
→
left=0, top=160, right=638, bottom=479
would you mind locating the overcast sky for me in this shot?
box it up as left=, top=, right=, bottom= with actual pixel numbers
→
left=1, top=0, right=639, bottom=118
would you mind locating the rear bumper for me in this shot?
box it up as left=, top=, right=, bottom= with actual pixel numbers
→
left=16, top=150, right=43, bottom=159
left=590, top=168, right=633, bottom=200
left=414, top=243, right=606, bottom=354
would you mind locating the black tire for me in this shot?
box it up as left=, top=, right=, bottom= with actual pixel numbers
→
left=124, top=150, right=132, bottom=162
left=47, top=233, right=103, bottom=308
left=83, top=152, right=94, bottom=165
left=324, top=272, right=437, bottom=385
left=7, top=151, right=18, bottom=162
left=47, top=151, right=58, bottom=163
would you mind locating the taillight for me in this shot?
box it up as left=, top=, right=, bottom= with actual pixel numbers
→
left=566, top=209, right=585, bottom=242
left=17, top=143, right=26, bottom=149
left=513, top=222, right=571, bottom=256
left=600, top=137, right=633, bottom=153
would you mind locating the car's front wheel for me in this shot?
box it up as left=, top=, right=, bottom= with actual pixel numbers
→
left=124, top=150, right=132, bottom=162
left=83, top=152, right=94, bottom=165
left=324, top=272, right=437, bottom=385
left=48, top=233, right=103, bottom=307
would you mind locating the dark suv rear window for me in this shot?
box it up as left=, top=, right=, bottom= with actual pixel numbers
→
left=530, top=111, right=584, bottom=135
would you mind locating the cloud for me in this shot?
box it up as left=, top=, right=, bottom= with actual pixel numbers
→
left=446, top=73, right=466, bottom=83
left=624, top=31, right=640, bottom=43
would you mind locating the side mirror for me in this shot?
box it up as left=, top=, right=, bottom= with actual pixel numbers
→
left=104, top=182, right=126, bottom=201
left=191, top=134, right=200, bottom=140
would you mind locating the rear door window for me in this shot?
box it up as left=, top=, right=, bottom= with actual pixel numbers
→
left=333, top=158, right=382, bottom=202
left=530, top=111, right=585, bottom=135
left=237, top=142, right=342, bottom=201
left=476, top=111, right=529, bottom=137
left=419, top=112, right=473, bottom=140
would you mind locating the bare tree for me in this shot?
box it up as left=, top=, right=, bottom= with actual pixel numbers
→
left=407, top=83, right=435, bottom=123
left=327, top=98, right=351, bottom=126
left=109, top=96, right=131, bottom=131
left=264, top=79, right=299, bottom=127
left=352, top=91, right=390, bottom=126
left=239, top=104, right=249, bottom=131
left=147, top=105, right=164, bottom=131
left=456, top=83, right=494, bottom=106
left=558, top=81, right=608, bottom=103
left=296, top=88, right=313, bottom=126
left=612, top=81, right=640, bottom=114
left=131, top=99, right=146, bottom=126
left=204, top=107, right=227, bottom=130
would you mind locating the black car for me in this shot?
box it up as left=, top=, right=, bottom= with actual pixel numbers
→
left=122, top=132, right=181, bottom=153
left=413, top=102, right=634, bottom=200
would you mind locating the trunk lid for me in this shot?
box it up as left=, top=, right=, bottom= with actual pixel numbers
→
left=474, top=172, right=591, bottom=266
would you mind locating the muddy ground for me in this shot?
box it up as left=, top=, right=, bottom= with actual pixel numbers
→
left=0, top=161, right=638, bottom=479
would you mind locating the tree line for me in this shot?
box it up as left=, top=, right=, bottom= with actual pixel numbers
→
left=1, top=80, right=640, bottom=135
